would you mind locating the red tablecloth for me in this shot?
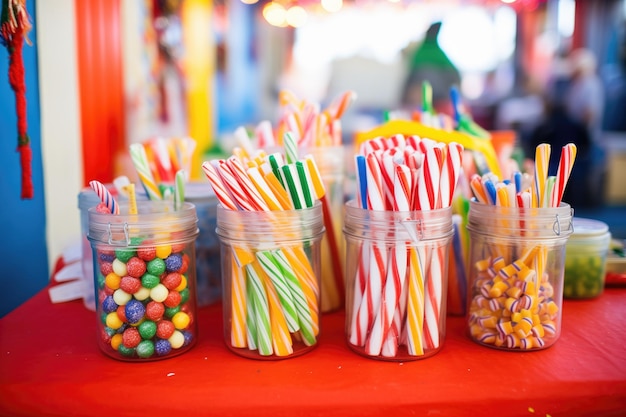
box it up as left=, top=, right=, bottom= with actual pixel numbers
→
left=1, top=284, right=625, bottom=417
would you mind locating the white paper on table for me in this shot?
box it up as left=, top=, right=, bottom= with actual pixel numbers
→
left=48, top=279, right=85, bottom=303
left=62, top=241, right=83, bottom=264
left=54, top=261, right=84, bottom=283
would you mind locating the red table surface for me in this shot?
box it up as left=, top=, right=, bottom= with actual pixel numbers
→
left=1, top=284, right=625, bottom=417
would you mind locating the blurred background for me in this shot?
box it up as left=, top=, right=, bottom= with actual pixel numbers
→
left=1, top=0, right=625, bottom=317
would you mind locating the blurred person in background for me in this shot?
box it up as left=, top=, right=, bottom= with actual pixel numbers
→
left=401, top=21, right=461, bottom=114
left=530, top=48, right=604, bottom=207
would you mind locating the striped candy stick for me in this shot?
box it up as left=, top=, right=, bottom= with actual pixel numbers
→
left=550, top=143, right=577, bottom=207
left=230, top=257, right=248, bottom=348
left=216, top=160, right=258, bottom=212
left=129, top=143, right=162, bottom=201
left=226, top=156, right=269, bottom=212
left=255, top=259, right=294, bottom=357
left=273, top=249, right=317, bottom=346
left=283, top=131, right=299, bottom=165
left=255, top=120, right=276, bottom=149
left=378, top=165, right=413, bottom=356
left=305, top=155, right=345, bottom=310
left=234, top=126, right=255, bottom=161
left=174, top=169, right=185, bottom=211
left=256, top=251, right=300, bottom=333
left=123, top=183, right=138, bottom=215
left=89, top=180, right=120, bottom=215
left=245, top=262, right=272, bottom=355
left=365, top=241, right=407, bottom=357
left=439, top=142, right=464, bottom=209
left=405, top=242, right=425, bottom=356
left=533, top=143, right=551, bottom=208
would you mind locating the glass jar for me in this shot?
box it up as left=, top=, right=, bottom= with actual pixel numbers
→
left=88, top=201, right=199, bottom=361
left=343, top=200, right=454, bottom=361
left=466, top=201, right=573, bottom=351
left=305, top=146, right=346, bottom=313
left=564, top=217, right=611, bottom=299
left=185, top=182, right=221, bottom=306
left=216, top=203, right=325, bottom=360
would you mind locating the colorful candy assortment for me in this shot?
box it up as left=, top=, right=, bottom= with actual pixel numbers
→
left=94, top=239, right=196, bottom=359
left=467, top=143, right=577, bottom=350
left=203, top=142, right=326, bottom=358
left=347, top=134, right=463, bottom=359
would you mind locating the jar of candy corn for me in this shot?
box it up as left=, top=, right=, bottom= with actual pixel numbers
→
left=466, top=201, right=573, bottom=351
left=343, top=200, right=454, bottom=361
left=216, top=203, right=325, bottom=360
left=88, top=201, right=199, bottom=361
left=564, top=217, right=611, bottom=299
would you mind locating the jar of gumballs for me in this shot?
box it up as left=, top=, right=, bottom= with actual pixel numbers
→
left=88, top=200, right=199, bottom=361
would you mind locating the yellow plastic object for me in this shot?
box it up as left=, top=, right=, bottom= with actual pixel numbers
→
left=354, top=120, right=502, bottom=179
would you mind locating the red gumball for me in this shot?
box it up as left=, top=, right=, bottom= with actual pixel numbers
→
left=137, top=243, right=157, bottom=262
left=161, top=272, right=182, bottom=290
left=163, top=291, right=182, bottom=308
left=126, top=257, right=147, bottom=278
left=122, top=328, right=141, bottom=348
left=99, top=262, right=113, bottom=276
left=156, top=320, right=175, bottom=339
left=179, top=253, right=190, bottom=274
left=116, top=305, right=128, bottom=323
left=145, top=301, right=165, bottom=321
left=120, top=276, right=142, bottom=294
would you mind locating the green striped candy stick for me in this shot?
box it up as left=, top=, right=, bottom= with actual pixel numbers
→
left=256, top=251, right=300, bottom=333
left=245, top=264, right=273, bottom=356
left=273, top=249, right=317, bottom=346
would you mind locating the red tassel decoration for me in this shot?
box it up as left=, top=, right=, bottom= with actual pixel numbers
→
left=1, top=0, right=33, bottom=199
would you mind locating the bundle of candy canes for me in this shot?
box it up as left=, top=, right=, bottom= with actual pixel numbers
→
left=467, top=143, right=577, bottom=350
left=201, top=137, right=328, bottom=357
left=350, top=134, right=464, bottom=358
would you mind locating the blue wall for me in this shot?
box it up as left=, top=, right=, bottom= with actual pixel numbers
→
left=0, top=0, right=48, bottom=317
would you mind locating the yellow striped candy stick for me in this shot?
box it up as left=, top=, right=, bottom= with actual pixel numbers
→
left=405, top=245, right=425, bottom=356
left=230, top=257, right=247, bottom=348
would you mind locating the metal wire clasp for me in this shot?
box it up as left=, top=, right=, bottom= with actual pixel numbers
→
left=107, top=222, right=130, bottom=245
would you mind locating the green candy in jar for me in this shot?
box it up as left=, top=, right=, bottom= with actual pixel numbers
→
left=564, top=218, right=611, bottom=299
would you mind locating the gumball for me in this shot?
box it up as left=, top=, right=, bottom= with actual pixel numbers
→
left=141, top=273, right=160, bottom=289
left=117, top=344, right=135, bottom=357
left=111, top=333, right=123, bottom=350
left=103, top=285, right=115, bottom=296
left=104, top=272, right=120, bottom=290
left=120, top=276, right=141, bottom=294
left=169, top=330, right=185, bottom=349
left=150, top=284, right=169, bottom=303
left=133, top=286, right=151, bottom=301
left=164, top=305, right=181, bottom=319
left=182, top=330, right=194, bottom=347
left=100, top=327, right=112, bottom=344
left=113, top=288, right=132, bottom=306
left=174, top=276, right=187, bottom=292
left=122, top=327, right=141, bottom=348
left=116, top=306, right=128, bottom=323
left=99, top=252, right=115, bottom=263
left=137, top=244, right=157, bottom=262
left=125, top=299, right=146, bottom=324
left=126, top=257, right=147, bottom=278
left=115, top=247, right=136, bottom=263
left=112, top=258, right=128, bottom=277
left=172, top=311, right=190, bottom=330
left=106, top=312, right=124, bottom=330
left=102, top=295, right=118, bottom=314
left=155, top=339, right=172, bottom=356
left=145, top=301, right=165, bottom=321
left=179, top=287, right=190, bottom=304
left=179, top=254, right=190, bottom=274
left=147, top=258, right=166, bottom=276
left=155, top=245, right=172, bottom=259
left=165, top=253, right=183, bottom=272
left=99, top=262, right=113, bottom=276
left=95, top=202, right=110, bottom=213
left=136, top=340, right=155, bottom=358
left=138, top=320, right=157, bottom=339
left=98, top=290, right=108, bottom=305
left=171, top=242, right=185, bottom=253
left=156, top=320, right=175, bottom=339
left=161, top=272, right=182, bottom=290
left=163, top=291, right=182, bottom=308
